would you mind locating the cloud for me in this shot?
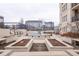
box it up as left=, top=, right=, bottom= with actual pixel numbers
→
left=0, top=3, right=59, bottom=26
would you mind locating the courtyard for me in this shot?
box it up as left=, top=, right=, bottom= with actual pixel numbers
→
left=0, top=31, right=79, bottom=56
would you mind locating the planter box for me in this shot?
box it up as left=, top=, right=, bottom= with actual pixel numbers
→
left=5, top=39, right=33, bottom=52
left=45, top=39, right=73, bottom=51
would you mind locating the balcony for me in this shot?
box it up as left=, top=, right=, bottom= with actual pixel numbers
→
left=72, top=3, right=78, bottom=7
left=72, top=3, right=79, bottom=10
left=72, top=16, right=79, bottom=22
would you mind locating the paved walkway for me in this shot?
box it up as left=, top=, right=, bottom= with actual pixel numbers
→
left=10, top=51, right=71, bottom=56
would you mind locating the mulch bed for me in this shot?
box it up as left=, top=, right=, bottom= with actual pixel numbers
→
left=48, top=39, right=66, bottom=46
left=12, top=39, right=30, bottom=46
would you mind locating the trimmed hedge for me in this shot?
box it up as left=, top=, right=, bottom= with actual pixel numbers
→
left=60, top=32, right=79, bottom=38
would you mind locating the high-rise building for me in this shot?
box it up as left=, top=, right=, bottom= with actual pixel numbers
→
left=16, top=18, right=26, bottom=29
left=20, top=18, right=24, bottom=24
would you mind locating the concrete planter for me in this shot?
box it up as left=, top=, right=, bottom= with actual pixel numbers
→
left=45, top=39, right=73, bottom=51
left=5, top=39, right=33, bottom=52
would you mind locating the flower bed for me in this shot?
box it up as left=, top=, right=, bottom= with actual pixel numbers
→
left=12, top=39, right=30, bottom=46
left=48, top=39, right=66, bottom=46
left=5, top=39, right=33, bottom=52
left=45, top=39, right=73, bottom=51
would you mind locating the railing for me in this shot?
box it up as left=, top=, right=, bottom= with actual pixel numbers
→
left=72, top=16, right=79, bottom=22
left=72, top=3, right=79, bottom=8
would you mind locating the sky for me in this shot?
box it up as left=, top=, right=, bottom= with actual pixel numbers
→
left=0, top=3, right=59, bottom=26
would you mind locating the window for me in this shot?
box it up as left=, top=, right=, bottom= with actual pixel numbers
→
left=65, top=15, right=67, bottom=21
left=62, top=3, right=67, bottom=12
left=63, top=27, right=67, bottom=32
left=62, top=15, right=67, bottom=22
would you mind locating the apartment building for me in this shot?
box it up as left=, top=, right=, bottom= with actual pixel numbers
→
left=59, top=3, right=79, bottom=34
left=60, top=3, right=79, bottom=47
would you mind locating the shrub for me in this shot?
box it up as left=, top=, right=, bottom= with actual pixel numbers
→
left=60, top=32, right=79, bottom=38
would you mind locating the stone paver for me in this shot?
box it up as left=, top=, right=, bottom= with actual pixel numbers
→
left=10, top=50, right=78, bottom=56
left=10, top=52, right=51, bottom=56
left=50, top=51, right=69, bottom=56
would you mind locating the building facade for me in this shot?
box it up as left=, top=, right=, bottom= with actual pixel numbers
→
left=60, top=3, right=79, bottom=47
left=43, top=22, right=54, bottom=30
left=0, top=16, right=4, bottom=28
left=16, top=19, right=26, bottom=29
left=59, top=3, right=79, bottom=34
left=25, top=20, right=43, bottom=30
left=25, top=20, right=54, bottom=31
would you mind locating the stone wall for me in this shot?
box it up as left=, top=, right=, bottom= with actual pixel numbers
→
left=0, top=29, right=10, bottom=38
left=0, top=29, right=27, bottom=38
